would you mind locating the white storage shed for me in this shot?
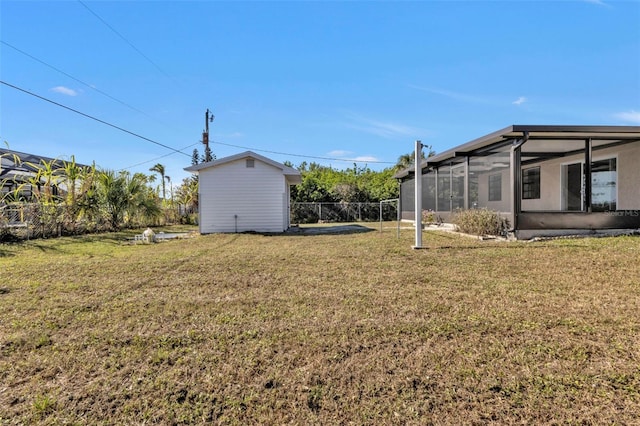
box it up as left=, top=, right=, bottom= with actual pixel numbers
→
left=184, top=151, right=302, bottom=233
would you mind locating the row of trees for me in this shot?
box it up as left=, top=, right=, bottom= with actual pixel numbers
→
left=288, top=162, right=400, bottom=203
left=0, top=151, right=196, bottom=237
left=284, top=145, right=434, bottom=204
left=171, top=147, right=423, bottom=208
left=2, top=145, right=431, bottom=237
left=169, top=147, right=434, bottom=212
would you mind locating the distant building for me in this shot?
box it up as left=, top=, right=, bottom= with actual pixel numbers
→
left=0, top=148, right=90, bottom=202
left=395, top=125, right=640, bottom=239
left=184, top=151, right=301, bottom=233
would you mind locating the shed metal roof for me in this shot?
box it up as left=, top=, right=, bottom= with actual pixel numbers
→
left=184, top=150, right=302, bottom=184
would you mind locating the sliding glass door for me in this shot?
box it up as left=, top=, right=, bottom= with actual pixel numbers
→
left=562, top=158, right=617, bottom=212
left=562, top=162, right=583, bottom=211
left=591, top=158, right=617, bottom=212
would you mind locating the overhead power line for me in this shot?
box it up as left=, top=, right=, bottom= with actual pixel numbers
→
left=1, top=40, right=156, bottom=121
left=1, top=80, right=190, bottom=158
left=119, top=142, right=201, bottom=171
left=2, top=80, right=393, bottom=169
left=210, top=140, right=395, bottom=165
left=77, top=0, right=177, bottom=83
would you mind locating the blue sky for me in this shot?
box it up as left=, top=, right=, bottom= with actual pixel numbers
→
left=1, top=0, right=639, bottom=185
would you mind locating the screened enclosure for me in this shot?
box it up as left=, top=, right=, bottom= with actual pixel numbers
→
left=396, top=126, right=640, bottom=239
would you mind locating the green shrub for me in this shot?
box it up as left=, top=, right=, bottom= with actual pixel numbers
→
left=452, top=208, right=510, bottom=237
left=421, top=209, right=436, bottom=225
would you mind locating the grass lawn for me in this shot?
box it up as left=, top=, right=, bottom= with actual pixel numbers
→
left=1, top=223, right=639, bottom=424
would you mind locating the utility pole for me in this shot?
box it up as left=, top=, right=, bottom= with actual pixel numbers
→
left=203, top=108, right=215, bottom=162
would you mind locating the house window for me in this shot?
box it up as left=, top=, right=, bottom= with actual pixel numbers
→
left=246, top=159, right=255, bottom=168
left=488, top=173, right=501, bottom=202
left=522, top=167, right=541, bottom=199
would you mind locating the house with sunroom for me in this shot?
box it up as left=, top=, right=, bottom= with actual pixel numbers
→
left=395, top=125, right=640, bottom=239
left=1, top=148, right=91, bottom=202
left=184, top=151, right=301, bottom=233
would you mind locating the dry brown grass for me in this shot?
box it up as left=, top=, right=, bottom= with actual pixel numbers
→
left=1, top=224, right=639, bottom=425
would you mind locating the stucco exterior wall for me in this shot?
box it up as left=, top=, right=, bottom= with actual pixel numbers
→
left=521, top=141, right=640, bottom=211
left=616, top=142, right=640, bottom=210
left=475, top=168, right=511, bottom=213
left=521, top=161, right=562, bottom=211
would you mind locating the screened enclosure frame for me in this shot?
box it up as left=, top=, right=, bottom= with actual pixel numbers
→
left=396, top=125, right=640, bottom=238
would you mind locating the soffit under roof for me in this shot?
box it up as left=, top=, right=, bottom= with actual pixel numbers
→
left=395, top=125, right=640, bottom=179
left=431, top=125, right=640, bottom=162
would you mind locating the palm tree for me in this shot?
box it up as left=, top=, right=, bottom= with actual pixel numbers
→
left=126, top=172, right=161, bottom=226
left=149, top=163, right=167, bottom=200
left=394, top=145, right=436, bottom=172
left=74, top=163, right=100, bottom=228
left=164, top=175, right=172, bottom=203
left=58, top=155, right=84, bottom=232
left=26, top=158, right=60, bottom=204
left=97, top=170, right=161, bottom=230
left=175, top=176, right=198, bottom=214
left=59, top=156, right=81, bottom=206
left=395, top=153, right=414, bottom=171
left=97, top=170, right=129, bottom=229
left=0, top=148, right=23, bottom=203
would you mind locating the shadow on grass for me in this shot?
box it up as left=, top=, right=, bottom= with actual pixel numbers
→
left=0, top=232, right=128, bottom=256
left=420, top=243, right=588, bottom=251
left=0, top=241, right=61, bottom=256
left=281, top=224, right=375, bottom=236
left=199, top=225, right=375, bottom=237
left=0, top=249, right=13, bottom=258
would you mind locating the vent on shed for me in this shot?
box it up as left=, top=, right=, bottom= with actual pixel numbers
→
left=246, top=159, right=255, bottom=168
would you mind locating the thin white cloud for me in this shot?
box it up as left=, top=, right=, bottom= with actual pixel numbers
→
left=352, top=155, right=380, bottom=163
left=218, top=132, right=244, bottom=138
left=327, top=150, right=353, bottom=157
left=50, top=86, right=78, bottom=96
left=512, top=96, right=527, bottom=106
left=615, top=110, right=640, bottom=124
left=343, top=111, right=421, bottom=139
left=583, top=0, right=610, bottom=7
left=326, top=149, right=379, bottom=163
left=408, top=84, right=488, bottom=104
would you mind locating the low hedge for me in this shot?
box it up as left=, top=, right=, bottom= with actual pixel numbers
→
left=452, top=208, right=510, bottom=237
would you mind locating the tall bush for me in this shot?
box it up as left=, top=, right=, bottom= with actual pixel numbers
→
left=96, top=170, right=161, bottom=230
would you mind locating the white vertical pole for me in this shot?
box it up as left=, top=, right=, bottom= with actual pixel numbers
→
left=414, top=140, right=423, bottom=249
left=396, top=199, right=400, bottom=239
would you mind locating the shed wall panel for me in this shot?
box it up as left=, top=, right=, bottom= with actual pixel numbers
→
left=198, top=159, right=287, bottom=233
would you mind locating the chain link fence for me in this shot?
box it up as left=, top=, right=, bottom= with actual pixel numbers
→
left=2, top=201, right=398, bottom=241
left=0, top=203, right=187, bottom=241
left=291, top=201, right=398, bottom=224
